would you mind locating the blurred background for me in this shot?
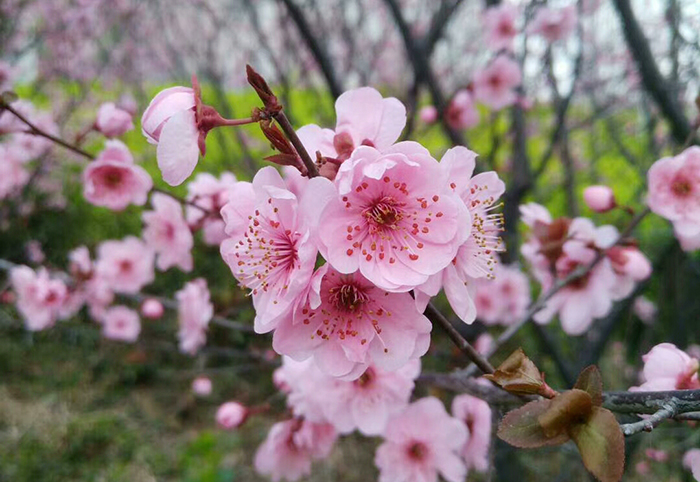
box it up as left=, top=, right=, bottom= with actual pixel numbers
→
left=1, top=0, right=700, bottom=480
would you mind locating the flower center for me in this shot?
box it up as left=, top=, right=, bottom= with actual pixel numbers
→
left=119, top=260, right=133, bottom=273
left=363, top=197, right=403, bottom=230
left=407, top=441, right=427, bottom=461
left=328, top=282, right=370, bottom=312
left=354, top=367, right=375, bottom=388
left=672, top=179, right=692, bottom=197
left=103, top=168, right=123, bottom=188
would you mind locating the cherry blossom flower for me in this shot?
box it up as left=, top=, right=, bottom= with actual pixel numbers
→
left=474, top=263, right=530, bottom=326
left=192, top=376, right=212, bottom=396
left=445, top=90, right=480, bottom=130
left=683, top=449, right=700, bottom=481
left=25, top=240, right=45, bottom=264
left=273, top=266, right=431, bottom=380
left=313, top=142, right=470, bottom=293
left=0, top=144, right=29, bottom=200
left=68, top=246, right=93, bottom=279
left=473, top=333, right=494, bottom=354
left=95, top=102, right=134, bottom=138
left=452, top=394, right=492, bottom=473
left=528, top=5, right=577, bottom=43
left=185, top=172, right=238, bottom=246
left=419, top=105, right=438, bottom=124
left=644, top=449, right=668, bottom=462
left=95, top=236, right=155, bottom=294
left=415, top=147, right=505, bottom=323
left=631, top=343, right=699, bottom=391
left=483, top=4, right=519, bottom=52
left=583, top=185, right=616, bottom=213
left=82, top=140, right=153, bottom=211
left=142, top=192, right=194, bottom=272
left=375, top=397, right=468, bottom=482
left=632, top=296, right=656, bottom=324
left=176, top=278, right=213, bottom=355
left=473, top=55, right=522, bottom=111
left=10, top=265, right=68, bottom=331
left=216, top=401, right=248, bottom=429
left=254, top=419, right=338, bottom=482
left=141, top=298, right=164, bottom=319
left=281, top=165, right=308, bottom=199
left=101, top=305, right=141, bottom=342
left=220, top=167, right=320, bottom=333
left=647, top=146, right=700, bottom=244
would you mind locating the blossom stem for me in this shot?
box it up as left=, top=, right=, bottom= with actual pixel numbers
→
left=151, top=187, right=212, bottom=215
left=219, top=117, right=256, bottom=127
left=0, top=99, right=95, bottom=160
left=272, top=110, right=319, bottom=178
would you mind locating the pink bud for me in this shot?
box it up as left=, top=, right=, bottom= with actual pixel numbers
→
left=644, top=449, right=668, bottom=462
left=419, top=105, right=438, bottom=124
left=608, top=246, right=652, bottom=280
left=191, top=376, right=212, bottom=396
left=96, top=102, right=134, bottom=138
left=583, top=185, right=616, bottom=212
left=141, top=298, right=164, bottom=319
left=216, top=401, right=248, bottom=430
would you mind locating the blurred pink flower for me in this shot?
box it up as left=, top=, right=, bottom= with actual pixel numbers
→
left=176, top=278, right=213, bottom=355
left=10, top=265, right=67, bottom=331
left=419, top=105, right=438, bottom=124
left=273, top=266, right=431, bottom=380
left=635, top=460, right=650, bottom=476
left=483, top=4, right=519, bottom=52
left=607, top=246, right=652, bottom=281
left=83, top=140, right=153, bottom=211
left=185, top=172, right=238, bottom=246
left=95, top=236, right=155, bottom=294
left=254, top=419, right=337, bottom=482
left=375, top=397, right=468, bottom=482
left=314, top=142, right=469, bottom=293
left=142, top=192, right=194, bottom=272
left=474, top=263, right=530, bottom=326
left=473, top=55, right=522, bottom=111
left=528, top=5, right=577, bottom=42
left=141, top=298, right=164, bottom=320
left=101, top=305, right=141, bottom=342
left=216, top=401, right=248, bottom=429
left=0, top=145, right=29, bottom=200
left=632, top=296, right=656, bottom=324
left=632, top=343, right=699, bottom=391
left=644, top=448, right=668, bottom=462
left=583, top=185, right=616, bottom=213
left=95, top=102, right=134, bottom=138
left=68, top=246, right=93, bottom=278
left=683, top=449, right=700, bottom=481
left=452, top=394, right=492, bottom=473
left=445, top=90, right=480, bottom=130
left=473, top=333, right=494, bottom=355
left=191, top=376, right=212, bottom=396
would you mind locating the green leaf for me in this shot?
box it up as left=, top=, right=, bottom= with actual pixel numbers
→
left=569, top=407, right=625, bottom=482
left=537, top=389, right=593, bottom=438
left=574, top=366, right=603, bottom=406
left=497, top=399, right=569, bottom=448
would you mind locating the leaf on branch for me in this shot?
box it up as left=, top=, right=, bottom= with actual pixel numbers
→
left=574, top=365, right=603, bottom=406
left=569, top=407, right=625, bottom=482
left=537, top=389, right=593, bottom=439
left=264, top=154, right=301, bottom=167
left=484, top=348, right=547, bottom=395
left=260, top=122, right=295, bottom=155
left=497, top=399, right=569, bottom=448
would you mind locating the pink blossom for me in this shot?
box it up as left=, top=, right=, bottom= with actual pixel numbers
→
left=473, top=55, right=522, bottom=111
left=419, top=105, right=438, bottom=124
left=676, top=227, right=700, bottom=252
left=683, top=449, right=700, bottom=481
left=142, top=193, right=194, bottom=272
left=583, top=185, right=616, bottom=213
left=445, top=90, right=480, bottom=130
left=296, top=87, right=406, bottom=174
left=632, top=296, right=656, bottom=324
left=68, top=246, right=92, bottom=278
left=101, top=305, right=141, bottom=342
left=220, top=167, right=319, bottom=333
left=0, top=100, right=34, bottom=135
left=607, top=246, right=652, bottom=281
left=192, top=376, right=212, bottom=396
left=0, top=144, right=29, bottom=200
left=95, top=102, right=134, bottom=138
left=141, top=86, right=198, bottom=186
left=281, top=165, right=308, bottom=199
left=631, top=343, right=699, bottom=391
left=415, top=147, right=505, bottom=323
left=85, top=276, right=115, bottom=321
left=474, top=263, right=530, bottom=326
left=273, top=266, right=431, bottom=380
left=83, top=140, right=153, bottom=211
left=647, top=146, right=700, bottom=242
left=117, top=93, right=138, bottom=116
left=254, top=419, right=337, bottom=482
left=375, top=397, right=468, bottom=482
left=644, top=448, right=668, bottom=462
left=10, top=265, right=68, bottom=331
left=216, top=401, right=248, bottom=429
left=141, top=298, right=164, bottom=319
left=473, top=333, right=494, bottom=355
left=8, top=111, right=58, bottom=162
left=176, top=278, right=213, bottom=355
left=314, top=142, right=469, bottom=293
left=25, top=240, right=45, bottom=264
left=484, top=4, right=519, bottom=52
left=452, top=394, right=492, bottom=473
left=635, top=460, right=650, bottom=476
left=185, top=172, right=238, bottom=246
left=95, top=236, right=155, bottom=294
left=528, top=5, right=577, bottom=43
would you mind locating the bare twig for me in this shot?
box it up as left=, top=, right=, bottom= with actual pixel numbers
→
left=620, top=401, right=677, bottom=436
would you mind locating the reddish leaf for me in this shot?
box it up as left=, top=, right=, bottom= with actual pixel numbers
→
left=569, top=407, right=625, bottom=482
left=484, top=348, right=546, bottom=395
left=574, top=366, right=603, bottom=406
left=498, top=399, right=569, bottom=448
left=537, top=389, right=593, bottom=438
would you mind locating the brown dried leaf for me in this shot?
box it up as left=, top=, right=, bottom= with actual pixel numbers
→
left=574, top=366, right=603, bottom=406
left=537, top=389, right=593, bottom=439
left=483, top=348, right=545, bottom=395
left=569, top=407, right=625, bottom=482
left=498, top=399, right=570, bottom=448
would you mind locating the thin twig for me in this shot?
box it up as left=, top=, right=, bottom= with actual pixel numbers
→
left=273, top=110, right=319, bottom=178
left=151, top=187, right=212, bottom=214
left=620, top=401, right=677, bottom=436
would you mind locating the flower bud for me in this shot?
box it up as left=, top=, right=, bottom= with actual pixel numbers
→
left=96, top=102, right=134, bottom=138
left=141, top=298, right=164, bottom=320
left=583, top=185, right=616, bottom=213
left=191, top=376, right=212, bottom=396
left=419, top=105, right=437, bottom=124
left=216, top=401, right=248, bottom=430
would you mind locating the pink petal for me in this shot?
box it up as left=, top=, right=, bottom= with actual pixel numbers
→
left=156, top=109, right=200, bottom=186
